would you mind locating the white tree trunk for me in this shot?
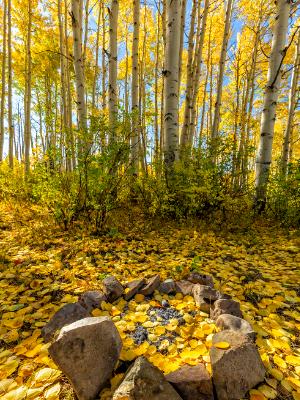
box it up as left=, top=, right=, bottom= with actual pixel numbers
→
left=8, top=0, right=13, bottom=168
left=108, top=0, right=119, bottom=133
left=211, top=0, right=234, bottom=142
left=255, top=0, right=291, bottom=204
left=71, top=0, right=87, bottom=133
left=163, top=0, right=182, bottom=170
left=189, top=0, right=210, bottom=144
left=0, top=0, right=7, bottom=162
left=131, top=0, right=140, bottom=173
left=24, top=0, right=32, bottom=176
left=180, top=0, right=197, bottom=147
left=281, top=29, right=300, bottom=175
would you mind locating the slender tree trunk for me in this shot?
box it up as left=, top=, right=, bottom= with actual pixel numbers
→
left=281, top=29, right=300, bottom=175
left=178, top=0, right=187, bottom=93
left=71, top=0, right=87, bottom=159
left=0, top=0, right=7, bottom=162
left=180, top=0, right=197, bottom=147
left=7, top=0, right=13, bottom=168
left=154, top=5, right=161, bottom=166
left=211, top=0, right=234, bottom=150
left=24, top=0, right=32, bottom=175
left=131, top=0, right=140, bottom=173
left=102, top=2, right=107, bottom=111
left=163, top=0, right=182, bottom=172
left=108, top=0, right=119, bottom=135
left=255, top=0, right=291, bottom=206
left=189, top=0, right=210, bottom=145
left=92, top=2, right=102, bottom=110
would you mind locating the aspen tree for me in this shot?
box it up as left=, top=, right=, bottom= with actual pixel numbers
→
left=181, top=0, right=197, bottom=147
left=281, top=29, right=300, bottom=175
left=211, top=0, right=234, bottom=152
left=102, top=2, right=107, bottom=111
left=8, top=0, right=14, bottom=168
left=189, top=0, right=210, bottom=144
left=255, top=0, right=291, bottom=206
left=0, top=0, right=7, bottom=162
left=24, top=0, right=32, bottom=175
left=163, top=0, right=182, bottom=172
left=131, top=0, right=140, bottom=173
left=71, top=0, right=87, bottom=158
left=92, top=2, right=102, bottom=110
left=108, top=0, right=119, bottom=135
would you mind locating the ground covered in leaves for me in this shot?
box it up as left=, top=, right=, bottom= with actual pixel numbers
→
left=0, top=202, right=299, bottom=400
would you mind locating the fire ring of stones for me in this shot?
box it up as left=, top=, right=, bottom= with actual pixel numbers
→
left=42, top=273, right=266, bottom=400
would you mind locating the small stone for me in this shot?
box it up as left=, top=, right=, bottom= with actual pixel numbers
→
left=210, top=330, right=265, bottom=400
left=193, top=284, right=220, bottom=302
left=102, top=275, right=124, bottom=303
left=175, top=280, right=194, bottom=296
left=112, top=356, right=183, bottom=400
left=210, top=299, right=242, bottom=320
left=159, top=279, right=176, bottom=294
left=185, top=272, right=214, bottom=287
left=162, top=299, right=170, bottom=308
left=165, top=363, right=213, bottom=400
left=216, top=314, right=256, bottom=341
left=124, top=279, right=146, bottom=300
left=42, top=302, right=89, bottom=343
left=79, top=291, right=107, bottom=312
left=140, top=275, right=161, bottom=296
left=49, top=317, right=122, bottom=400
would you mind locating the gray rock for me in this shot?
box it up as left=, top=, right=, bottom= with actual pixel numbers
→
left=216, top=314, right=256, bottom=341
left=210, top=330, right=265, bottom=400
left=79, top=290, right=107, bottom=312
left=124, top=279, right=146, bottom=300
left=102, top=275, right=124, bottom=302
left=41, top=302, right=89, bottom=343
left=175, top=280, right=195, bottom=296
left=49, top=317, right=122, bottom=400
left=140, top=275, right=161, bottom=296
left=185, top=272, right=214, bottom=287
left=159, top=279, right=176, bottom=294
left=210, top=299, right=242, bottom=320
left=165, top=364, right=214, bottom=400
left=193, top=284, right=220, bottom=302
left=112, top=356, right=183, bottom=400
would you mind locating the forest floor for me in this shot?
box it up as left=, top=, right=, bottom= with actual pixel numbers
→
left=0, top=202, right=299, bottom=400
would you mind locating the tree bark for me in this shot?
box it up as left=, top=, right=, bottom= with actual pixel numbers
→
left=0, top=0, right=7, bottom=162
left=163, top=0, right=182, bottom=172
left=8, top=0, right=14, bottom=168
left=255, top=0, right=291, bottom=206
left=24, top=0, right=32, bottom=176
left=131, top=0, right=140, bottom=173
left=211, top=0, right=234, bottom=150
left=108, top=0, right=119, bottom=135
left=281, top=29, right=300, bottom=175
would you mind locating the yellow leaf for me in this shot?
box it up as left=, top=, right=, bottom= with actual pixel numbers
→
left=258, top=384, right=277, bottom=399
left=2, top=317, right=24, bottom=329
left=44, top=382, right=61, bottom=399
left=214, top=342, right=230, bottom=349
left=134, top=294, right=145, bottom=302
left=268, top=368, right=283, bottom=381
left=1, top=386, right=27, bottom=400
left=30, top=368, right=61, bottom=388
left=286, top=355, right=300, bottom=366
left=273, top=355, right=287, bottom=369
left=292, top=391, right=300, bottom=400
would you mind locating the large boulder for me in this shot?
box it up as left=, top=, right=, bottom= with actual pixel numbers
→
left=210, top=330, right=265, bottom=400
left=112, top=356, right=183, bottom=400
left=49, top=317, right=122, bottom=400
left=140, top=275, right=161, bottom=296
left=175, top=280, right=195, bottom=296
left=165, top=364, right=214, bottom=400
left=41, top=302, right=89, bottom=343
left=216, top=314, right=256, bottom=341
left=79, top=290, right=107, bottom=312
left=102, top=275, right=124, bottom=302
left=185, top=273, right=214, bottom=288
left=124, top=279, right=146, bottom=300
left=210, top=299, right=242, bottom=320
